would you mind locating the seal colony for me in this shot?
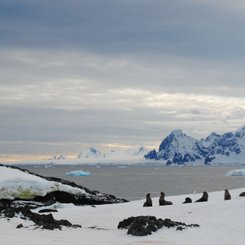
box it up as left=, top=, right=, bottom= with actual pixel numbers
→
left=143, top=188, right=237, bottom=207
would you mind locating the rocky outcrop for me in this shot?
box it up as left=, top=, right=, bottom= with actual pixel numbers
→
left=118, top=216, right=200, bottom=236
left=0, top=204, right=81, bottom=230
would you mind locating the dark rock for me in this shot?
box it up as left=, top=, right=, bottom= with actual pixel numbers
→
left=204, top=156, right=215, bottom=165
left=16, top=224, right=23, bottom=229
left=118, top=216, right=159, bottom=236
left=127, top=217, right=157, bottom=236
left=161, top=218, right=176, bottom=228
left=0, top=203, right=81, bottom=230
left=2, top=208, right=16, bottom=218
left=144, top=149, right=158, bottom=160
left=57, top=219, right=72, bottom=227
left=118, top=216, right=199, bottom=236
left=38, top=209, right=58, bottom=213
left=0, top=200, right=11, bottom=212
left=71, top=224, right=82, bottom=228
left=42, top=223, right=61, bottom=230
left=176, top=226, right=184, bottom=231
left=35, top=213, right=55, bottom=226
left=118, top=216, right=136, bottom=229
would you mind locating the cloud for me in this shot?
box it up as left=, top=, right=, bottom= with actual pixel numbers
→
left=1, top=0, right=245, bottom=60
left=1, top=1, right=245, bottom=157
left=1, top=48, right=245, bottom=106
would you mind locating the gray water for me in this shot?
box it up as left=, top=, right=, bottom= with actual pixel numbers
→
left=23, top=165, right=245, bottom=201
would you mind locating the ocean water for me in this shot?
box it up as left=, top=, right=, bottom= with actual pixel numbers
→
left=23, top=165, right=245, bottom=201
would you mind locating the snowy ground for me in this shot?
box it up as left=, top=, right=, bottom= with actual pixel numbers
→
left=0, top=166, right=88, bottom=200
left=1, top=187, right=245, bottom=245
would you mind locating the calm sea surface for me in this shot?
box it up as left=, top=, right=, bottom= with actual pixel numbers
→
left=22, top=165, right=245, bottom=201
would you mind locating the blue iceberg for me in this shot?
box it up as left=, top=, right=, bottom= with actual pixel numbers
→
left=65, top=170, right=91, bottom=177
left=225, top=169, right=245, bottom=177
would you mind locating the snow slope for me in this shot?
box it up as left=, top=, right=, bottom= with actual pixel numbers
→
left=0, top=166, right=87, bottom=200
left=1, top=165, right=245, bottom=244
left=1, top=188, right=245, bottom=245
left=157, top=129, right=202, bottom=165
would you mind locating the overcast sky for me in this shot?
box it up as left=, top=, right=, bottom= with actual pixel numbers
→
left=1, top=0, right=245, bottom=159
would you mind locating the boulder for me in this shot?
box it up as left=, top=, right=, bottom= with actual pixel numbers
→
left=118, top=216, right=200, bottom=236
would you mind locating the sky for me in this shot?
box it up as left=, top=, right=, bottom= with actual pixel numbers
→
left=1, top=0, right=245, bottom=160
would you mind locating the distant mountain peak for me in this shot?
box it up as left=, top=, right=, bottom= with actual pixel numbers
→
left=77, top=147, right=102, bottom=159
left=235, top=125, right=245, bottom=138
left=171, top=129, right=184, bottom=136
left=145, top=125, right=245, bottom=165
left=76, top=146, right=148, bottom=160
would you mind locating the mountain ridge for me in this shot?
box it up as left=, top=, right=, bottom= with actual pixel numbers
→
left=145, top=126, right=245, bottom=165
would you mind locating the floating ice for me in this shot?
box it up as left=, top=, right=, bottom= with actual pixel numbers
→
left=65, top=170, right=91, bottom=177
left=225, top=169, right=245, bottom=176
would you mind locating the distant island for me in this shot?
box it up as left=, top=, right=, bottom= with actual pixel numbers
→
left=145, top=126, right=245, bottom=165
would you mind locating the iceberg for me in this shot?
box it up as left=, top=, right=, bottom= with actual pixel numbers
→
left=225, top=169, right=245, bottom=176
left=65, top=170, right=91, bottom=177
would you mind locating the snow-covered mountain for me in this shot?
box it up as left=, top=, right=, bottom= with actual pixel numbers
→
left=77, top=147, right=104, bottom=159
left=49, top=154, right=67, bottom=160
left=144, top=126, right=245, bottom=165
left=77, top=146, right=149, bottom=161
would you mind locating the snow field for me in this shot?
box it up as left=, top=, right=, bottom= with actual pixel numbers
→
left=2, top=188, right=245, bottom=245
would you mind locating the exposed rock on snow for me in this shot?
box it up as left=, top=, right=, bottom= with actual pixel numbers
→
left=118, top=216, right=199, bottom=236
left=1, top=187, right=245, bottom=244
left=0, top=205, right=81, bottom=230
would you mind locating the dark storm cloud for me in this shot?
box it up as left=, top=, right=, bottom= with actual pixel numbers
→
left=1, top=0, right=245, bottom=59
